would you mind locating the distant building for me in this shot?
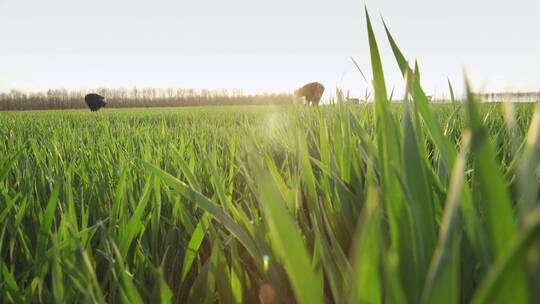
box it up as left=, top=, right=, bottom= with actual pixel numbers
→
left=477, top=92, right=540, bottom=103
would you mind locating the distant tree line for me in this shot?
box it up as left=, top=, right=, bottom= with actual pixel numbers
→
left=0, top=87, right=295, bottom=110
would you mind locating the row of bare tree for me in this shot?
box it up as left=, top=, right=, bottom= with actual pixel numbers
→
left=0, top=87, right=295, bottom=110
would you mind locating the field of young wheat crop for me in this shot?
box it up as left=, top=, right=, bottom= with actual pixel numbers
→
left=1, top=100, right=539, bottom=304
left=2, top=12, right=540, bottom=304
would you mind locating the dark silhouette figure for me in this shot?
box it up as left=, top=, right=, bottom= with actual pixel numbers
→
left=84, top=93, right=107, bottom=111
left=294, top=82, right=325, bottom=106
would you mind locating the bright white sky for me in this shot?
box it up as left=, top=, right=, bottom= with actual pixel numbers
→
left=0, top=0, right=538, bottom=99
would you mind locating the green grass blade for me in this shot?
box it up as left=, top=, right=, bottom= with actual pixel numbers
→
left=249, top=150, right=324, bottom=304
left=421, top=132, right=471, bottom=304
left=348, top=186, right=382, bottom=304
left=181, top=213, right=210, bottom=281
left=0, top=146, right=23, bottom=183
left=35, top=185, right=60, bottom=263
left=158, top=268, right=173, bottom=304
left=464, top=81, right=517, bottom=255
left=119, top=176, right=152, bottom=257
left=368, top=9, right=422, bottom=302
left=383, top=18, right=490, bottom=270
left=382, top=18, right=456, bottom=167
left=1, top=258, right=25, bottom=303
left=402, top=97, right=437, bottom=275
left=517, top=105, right=540, bottom=219
left=142, top=161, right=261, bottom=261
left=464, top=80, right=528, bottom=303
left=471, top=206, right=540, bottom=304
left=448, top=78, right=456, bottom=103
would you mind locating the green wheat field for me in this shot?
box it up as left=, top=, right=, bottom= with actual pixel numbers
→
left=1, top=12, right=540, bottom=304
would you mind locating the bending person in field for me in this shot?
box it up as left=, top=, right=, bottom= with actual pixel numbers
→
left=294, top=82, right=325, bottom=106
left=84, top=93, right=107, bottom=112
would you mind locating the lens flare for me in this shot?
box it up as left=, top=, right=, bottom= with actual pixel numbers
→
left=263, top=254, right=270, bottom=272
